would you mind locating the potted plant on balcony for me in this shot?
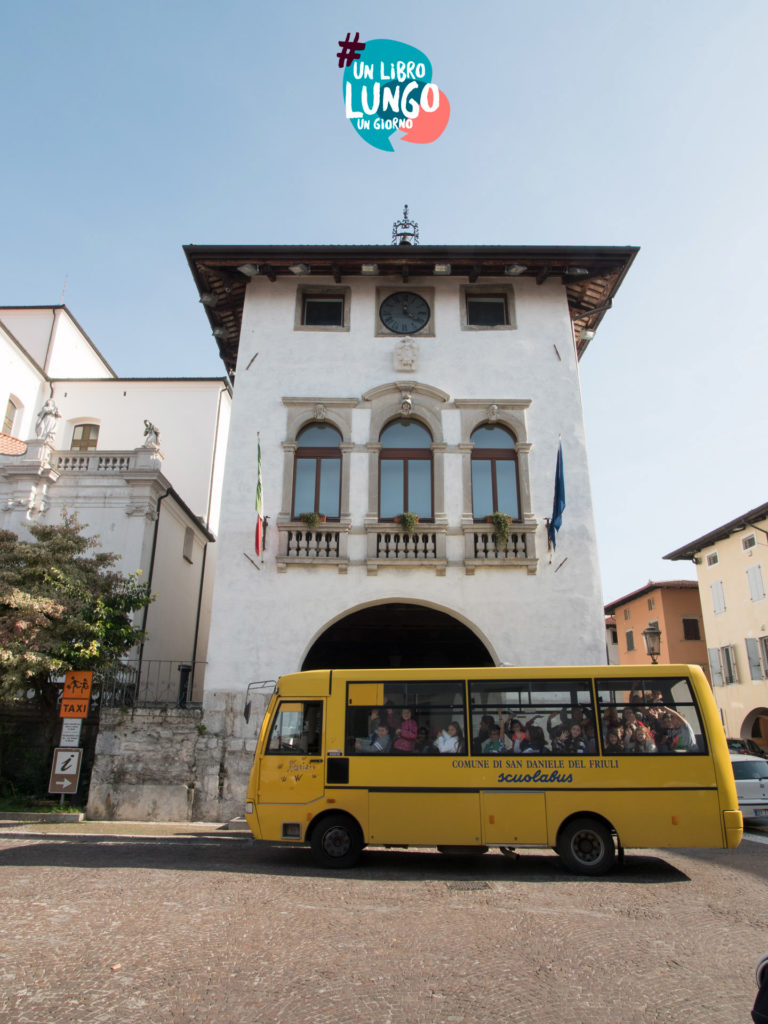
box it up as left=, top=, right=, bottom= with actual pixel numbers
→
left=394, top=511, right=420, bottom=536
left=488, top=511, right=512, bottom=551
left=299, top=512, right=325, bottom=529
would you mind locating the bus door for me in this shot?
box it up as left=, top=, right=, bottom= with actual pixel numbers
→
left=480, top=791, right=548, bottom=845
left=258, top=700, right=325, bottom=806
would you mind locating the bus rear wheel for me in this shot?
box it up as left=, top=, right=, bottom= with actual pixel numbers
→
left=556, top=818, right=615, bottom=876
left=310, top=814, right=363, bottom=869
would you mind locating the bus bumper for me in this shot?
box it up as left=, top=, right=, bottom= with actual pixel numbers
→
left=245, top=801, right=262, bottom=839
left=723, top=809, right=743, bottom=848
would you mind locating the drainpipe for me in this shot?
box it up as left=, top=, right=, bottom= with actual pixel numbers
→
left=189, top=542, right=208, bottom=700
left=136, top=486, right=172, bottom=683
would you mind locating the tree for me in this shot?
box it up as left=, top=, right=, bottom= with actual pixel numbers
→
left=0, top=515, right=152, bottom=723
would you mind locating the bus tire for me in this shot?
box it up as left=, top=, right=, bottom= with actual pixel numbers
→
left=556, top=817, right=615, bottom=876
left=310, top=814, right=363, bottom=869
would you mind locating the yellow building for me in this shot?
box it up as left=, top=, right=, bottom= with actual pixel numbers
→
left=665, top=502, right=768, bottom=748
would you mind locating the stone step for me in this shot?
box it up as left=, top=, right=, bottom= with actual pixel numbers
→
left=226, top=816, right=252, bottom=831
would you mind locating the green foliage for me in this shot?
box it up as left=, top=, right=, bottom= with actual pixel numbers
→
left=395, top=512, right=420, bottom=535
left=299, top=512, right=322, bottom=529
left=0, top=514, right=152, bottom=702
left=490, top=511, right=512, bottom=550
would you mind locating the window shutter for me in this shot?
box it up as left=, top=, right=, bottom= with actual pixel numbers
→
left=708, top=648, right=724, bottom=686
left=711, top=580, right=726, bottom=614
left=721, top=644, right=739, bottom=685
left=747, top=564, right=766, bottom=602
left=746, top=637, right=763, bottom=680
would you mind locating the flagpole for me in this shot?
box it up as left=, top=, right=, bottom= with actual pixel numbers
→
left=255, top=432, right=264, bottom=563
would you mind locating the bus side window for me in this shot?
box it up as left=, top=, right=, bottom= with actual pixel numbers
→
left=597, top=679, right=705, bottom=755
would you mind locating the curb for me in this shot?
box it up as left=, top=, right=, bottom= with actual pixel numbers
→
left=1, top=812, right=86, bottom=823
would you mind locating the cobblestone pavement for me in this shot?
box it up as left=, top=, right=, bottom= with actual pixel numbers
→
left=1, top=821, right=767, bottom=1024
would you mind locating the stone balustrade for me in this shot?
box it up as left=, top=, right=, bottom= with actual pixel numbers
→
left=463, top=522, right=538, bottom=574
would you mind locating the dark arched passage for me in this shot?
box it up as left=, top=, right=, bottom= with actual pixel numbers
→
left=301, top=603, right=494, bottom=670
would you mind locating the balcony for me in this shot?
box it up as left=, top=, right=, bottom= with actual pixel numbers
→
left=55, top=451, right=135, bottom=473
left=276, top=522, right=350, bottom=573
left=274, top=519, right=537, bottom=575
left=463, top=522, right=538, bottom=575
left=366, top=523, right=447, bottom=576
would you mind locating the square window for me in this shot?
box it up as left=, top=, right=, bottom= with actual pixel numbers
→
left=302, top=296, right=344, bottom=326
left=742, top=534, right=757, bottom=552
left=682, top=617, right=701, bottom=641
left=706, top=552, right=719, bottom=567
left=466, top=296, right=508, bottom=326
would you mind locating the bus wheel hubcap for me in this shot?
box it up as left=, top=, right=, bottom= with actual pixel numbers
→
left=573, top=830, right=603, bottom=863
left=324, top=827, right=351, bottom=857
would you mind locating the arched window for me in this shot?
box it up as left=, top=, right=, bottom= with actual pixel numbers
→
left=3, top=397, right=19, bottom=435
left=292, top=423, right=341, bottom=520
left=471, top=424, right=519, bottom=520
left=379, top=419, right=432, bottom=520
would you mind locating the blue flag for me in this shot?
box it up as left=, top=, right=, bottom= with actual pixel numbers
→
left=547, top=443, right=565, bottom=550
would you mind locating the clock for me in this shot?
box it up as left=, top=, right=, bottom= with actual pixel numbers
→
left=379, top=291, right=430, bottom=335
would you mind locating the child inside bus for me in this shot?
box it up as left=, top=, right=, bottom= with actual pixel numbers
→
left=604, top=728, right=623, bottom=755
left=371, top=723, right=393, bottom=753
left=393, top=707, right=418, bottom=753
left=625, top=721, right=657, bottom=754
left=434, top=721, right=464, bottom=754
left=482, top=724, right=509, bottom=753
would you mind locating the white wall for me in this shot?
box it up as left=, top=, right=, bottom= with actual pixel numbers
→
left=0, top=307, right=114, bottom=379
left=0, top=322, right=48, bottom=439
left=203, top=272, right=605, bottom=705
left=48, top=378, right=229, bottom=520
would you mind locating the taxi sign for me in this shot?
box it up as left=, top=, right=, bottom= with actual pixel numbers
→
left=60, top=671, right=93, bottom=718
left=63, top=670, right=93, bottom=700
left=48, top=747, right=83, bottom=794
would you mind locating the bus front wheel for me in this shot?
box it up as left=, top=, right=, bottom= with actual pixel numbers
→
left=556, top=818, right=616, bottom=876
left=310, top=814, right=363, bottom=869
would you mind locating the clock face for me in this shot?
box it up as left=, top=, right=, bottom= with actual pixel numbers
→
left=379, top=291, right=430, bottom=334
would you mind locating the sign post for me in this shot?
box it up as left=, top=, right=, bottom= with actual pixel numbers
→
left=50, top=671, right=93, bottom=804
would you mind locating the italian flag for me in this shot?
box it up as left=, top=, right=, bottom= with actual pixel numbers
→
left=255, top=440, right=263, bottom=555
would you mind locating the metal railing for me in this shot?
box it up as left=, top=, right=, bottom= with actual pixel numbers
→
left=95, top=660, right=207, bottom=709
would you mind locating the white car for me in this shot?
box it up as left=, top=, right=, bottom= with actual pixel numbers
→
left=730, top=754, right=768, bottom=823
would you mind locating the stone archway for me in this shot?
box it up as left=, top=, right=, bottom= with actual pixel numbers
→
left=741, top=707, right=768, bottom=749
left=301, top=603, right=494, bottom=670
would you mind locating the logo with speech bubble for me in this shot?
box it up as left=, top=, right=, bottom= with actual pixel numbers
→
left=337, top=35, right=450, bottom=152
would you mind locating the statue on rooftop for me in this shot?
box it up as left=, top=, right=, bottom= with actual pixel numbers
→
left=35, top=398, right=61, bottom=441
left=142, top=420, right=160, bottom=449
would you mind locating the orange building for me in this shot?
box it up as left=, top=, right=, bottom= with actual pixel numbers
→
left=604, top=581, right=709, bottom=680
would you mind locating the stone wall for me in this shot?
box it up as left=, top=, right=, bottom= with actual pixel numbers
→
left=86, top=704, right=260, bottom=822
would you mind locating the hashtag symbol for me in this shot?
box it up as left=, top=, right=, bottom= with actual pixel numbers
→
left=337, top=32, right=365, bottom=68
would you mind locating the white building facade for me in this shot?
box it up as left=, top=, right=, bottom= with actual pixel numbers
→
left=184, top=240, right=637, bottom=820
left=0, top=306, right=231, bottom=705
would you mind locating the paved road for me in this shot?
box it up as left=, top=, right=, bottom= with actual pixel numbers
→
left=1, top=822, right=767, bottom=1024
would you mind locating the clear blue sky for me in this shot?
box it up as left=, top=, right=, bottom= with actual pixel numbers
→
left=2, top=0, right=766, bottom=605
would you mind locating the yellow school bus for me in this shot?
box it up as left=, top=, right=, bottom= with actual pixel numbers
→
left=244, top=665, right=742, bottom=874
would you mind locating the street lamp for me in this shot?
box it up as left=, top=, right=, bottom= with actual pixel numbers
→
left=642, top=624, right=662, bottom=665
